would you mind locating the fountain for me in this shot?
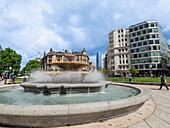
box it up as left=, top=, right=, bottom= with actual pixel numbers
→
left=0, top=49, right=151, bottom=127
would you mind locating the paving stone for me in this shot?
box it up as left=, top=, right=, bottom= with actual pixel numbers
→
left=154, top=109, right=170, bottom=124
left=128, top=120, right=150, bottom=128
left=145, top=114, right=170, bottom=128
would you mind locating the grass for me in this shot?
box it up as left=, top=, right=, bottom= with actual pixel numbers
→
left=105, top=77, right=170, bottom=83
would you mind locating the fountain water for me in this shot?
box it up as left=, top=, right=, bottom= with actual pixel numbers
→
left=21, top=71, right=111, bottom=94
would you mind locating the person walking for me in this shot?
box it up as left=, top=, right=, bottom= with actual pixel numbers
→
left=159, top=75, right=169, bottom=90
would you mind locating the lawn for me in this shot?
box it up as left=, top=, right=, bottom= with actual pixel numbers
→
left=105, top=77, right=170, bottom=83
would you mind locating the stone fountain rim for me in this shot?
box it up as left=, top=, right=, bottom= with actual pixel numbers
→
left=0, top=83, right=151, bottom=116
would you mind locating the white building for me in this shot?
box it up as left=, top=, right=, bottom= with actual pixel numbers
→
left=107, top=28, right=131, bottom=76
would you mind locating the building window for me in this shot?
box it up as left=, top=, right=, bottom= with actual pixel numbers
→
left=133, top=43, right=137, bottom=47
left=123, top=60, right=125, bottom=63
left=146, top=35, right=150, bottom=39
left=140, top=36, right=144, bottom=40
left=122, top=49, right=124, bottom=52
left=125, top=48, right=127, bottom=51
left=140, top=65, right=143, bottom=69
left=148, top=29, right=152, bottom=33
left=129, top=28, right=133, bottom=32
left=135, top=37, right=138, bottom=41
left=126, top=55, right=128, bottom=57
left=136, top=48, right=139, bottom=52
left=121, top=29, right=123, bottom=32
left=142, top=30, right=146, bottom=34
left=118, top=35, right=120, bottom=38
left=146, top=46, right=151, bottom=51
left=134, top=27, right=138, bottom=31
left=125, top=38, right=127, bottom=41
left=153, top=28, right=158, bottom=32
left=134, top=54, right=137, bottom=58
left=149, top=40, right=153, bottom=44
left=138, top=42, right=142, bottom=46
left=139, top=53, right=143, bottom=57
left=126, top=60, right=128, bottom=63
left=150, top=23, right=154, bottom=27
left=122, top=39, right=124, bottom=42
left=131, top=49, right=134, bottom=53
left=119, top=55, right=121, bottom=58
left=155, top=40, right=159, bottom=44
left=118, top=30, right=120, bottom=33
left=144, top=23, right=149, bottom=28
left=131, top=60, right=135, bottom=64
left=137, top=31, right=141, bottom=36
left=152, top=34, right=156, bottom=38
left=143, top=41, right=147, bottom=45
left=119, top=49, right=121, bottom=52
left=122, top=34, right=123, bottom=37
left=130, top=39, right=134, bottom=42
left=153, top=46, right=157, bottom=50
left=141, top=47, right=145, bottom=51
left=144, top=53, right=148, bottom=57
left=120, top=61, right=121, bottom=64
left=139, top=25, right=143, bottom=29
left=119, top=39, right=120, bottom=42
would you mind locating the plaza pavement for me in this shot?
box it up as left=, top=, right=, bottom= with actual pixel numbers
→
left=61, top=82, right=170, bottom=128
left=0, top=82, right=169, bottom=128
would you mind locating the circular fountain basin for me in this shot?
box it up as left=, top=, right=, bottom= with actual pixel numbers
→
left=20, top=81, right=111, bottom=94
left=0, top=83, right=151, bottom=127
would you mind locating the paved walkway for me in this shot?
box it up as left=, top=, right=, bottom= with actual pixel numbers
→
left=0, top=83, right=169, bottom=128
left=61, top=83, right=170, bottom=128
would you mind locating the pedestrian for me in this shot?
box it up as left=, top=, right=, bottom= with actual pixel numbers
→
left=129, top=75, right=131, bottom=84
left=159, top=75, right=169, bottom=90
left=23, top=76, right=27, bottom=82
left=11, top=76, right=15, bottom=84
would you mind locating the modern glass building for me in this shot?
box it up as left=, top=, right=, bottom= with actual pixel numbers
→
left=96, top=51, right=102, bottom=70
left=129, top=21, right=169, bottom=76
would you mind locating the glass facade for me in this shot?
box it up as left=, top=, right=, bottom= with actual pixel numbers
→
left=96, top=51, right=102, bottom=70
left=129, top=21, right=169, bottom=75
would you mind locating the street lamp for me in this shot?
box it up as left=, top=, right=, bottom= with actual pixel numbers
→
left=144, top=68, right=145, bottom=77
left=149, top=64, right=152, bottom=82
left=9, top=66, right=12, bottom=83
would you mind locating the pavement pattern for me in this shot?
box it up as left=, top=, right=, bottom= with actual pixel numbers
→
left=0, top=82, right=170, bottom=128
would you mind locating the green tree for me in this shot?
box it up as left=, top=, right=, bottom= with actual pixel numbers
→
left=0, top=47, right=22, bottom=75
left=20, top=60, right=41, bottom=75
left=129, top=67, right=139, bottom=76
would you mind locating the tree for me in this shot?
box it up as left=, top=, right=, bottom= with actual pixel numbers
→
left=129, top=67, right=139, bottom=76
left=0, top=47, right=22, bottom=75
left=20, top=60, right=41, bottom=75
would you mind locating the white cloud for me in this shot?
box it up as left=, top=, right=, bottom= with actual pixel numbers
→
left=113, top=13, right=121, bottom=20
left=69, top=27, right=87, bottom=42
left=69, top=14, right=81, bottom=26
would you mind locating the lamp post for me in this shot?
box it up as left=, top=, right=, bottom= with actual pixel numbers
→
left=144, top=68, right=145, bottom=77
left=149, top=64, right=152, bottom=82
left=9, top=66, right=12, bottom=83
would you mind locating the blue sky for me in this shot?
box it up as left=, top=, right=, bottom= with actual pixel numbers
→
left=0, top=0, right=170, bottom=69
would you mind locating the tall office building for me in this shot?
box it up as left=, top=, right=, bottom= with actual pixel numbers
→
left=129, top=21, right=169, bottom=76
left=107, top=28, right=131, bottom=76
left=96, top=51, right=102, bottom=70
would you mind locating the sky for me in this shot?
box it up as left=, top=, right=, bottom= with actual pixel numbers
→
left=0, top=0, right=170, bottom=69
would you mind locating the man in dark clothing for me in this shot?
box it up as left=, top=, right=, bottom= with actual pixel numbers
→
left=159, top=75, right=169, bottom=90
